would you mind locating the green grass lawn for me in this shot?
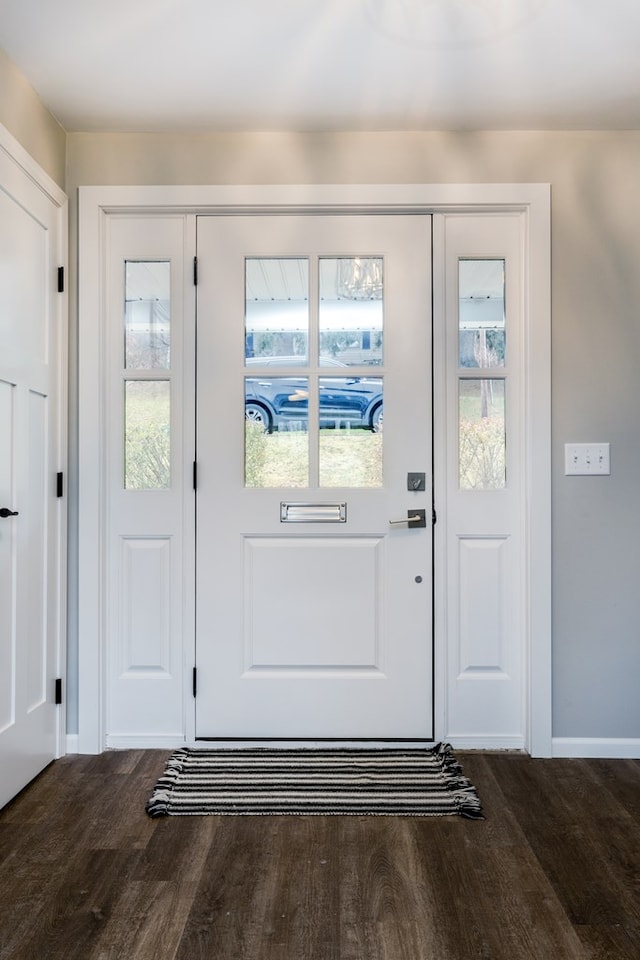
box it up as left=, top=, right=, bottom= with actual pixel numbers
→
left=246, top=425, right=383, bottom=488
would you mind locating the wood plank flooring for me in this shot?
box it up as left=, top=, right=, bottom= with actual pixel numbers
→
left=1, top=750, right=639, bottom=959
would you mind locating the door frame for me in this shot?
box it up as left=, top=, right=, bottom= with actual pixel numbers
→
left=0, top=123, right=69, bottom=761
left=78, top=183, right=551, bottom=756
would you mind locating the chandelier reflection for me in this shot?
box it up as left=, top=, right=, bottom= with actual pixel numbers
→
left=337, top=257, right=383, bottom=301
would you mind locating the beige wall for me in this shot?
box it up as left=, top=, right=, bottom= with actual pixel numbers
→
left=0, top=48, right=65, bottom=186
left=65, top=129, right=640, bottom=742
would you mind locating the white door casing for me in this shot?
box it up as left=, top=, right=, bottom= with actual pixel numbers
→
left=0, top=125, right=68, bottom=807
left=195, top=214, right=433, bottom=739
left=78, top=184, right=550, bottom=756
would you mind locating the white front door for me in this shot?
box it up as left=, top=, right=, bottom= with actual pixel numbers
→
left=195, top=214, right=433, bottom=739
left=0, top=134, right=66, bottom=806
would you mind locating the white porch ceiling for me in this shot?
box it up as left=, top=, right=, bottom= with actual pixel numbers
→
left=1, top=0, right=639, bottom=133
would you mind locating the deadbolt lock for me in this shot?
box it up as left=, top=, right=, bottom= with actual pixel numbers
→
left=407, top=472, right=426, bottom=492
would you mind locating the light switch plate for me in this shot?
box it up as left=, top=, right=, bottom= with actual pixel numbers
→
left=564, top=443, right=610, bottom=475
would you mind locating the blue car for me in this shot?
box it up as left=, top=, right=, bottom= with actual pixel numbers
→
left=245, top=356, right=383, bottom=432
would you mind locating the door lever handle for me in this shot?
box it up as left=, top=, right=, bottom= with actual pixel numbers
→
left=0, top=508, right=19, bottom=518
left=389, top=510, right=426, bottom=528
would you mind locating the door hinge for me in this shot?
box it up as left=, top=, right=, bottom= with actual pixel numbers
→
left=56, top=472, right=64, bottom=498
left=57, top=266, right=64, bottom=293
left=193, top=256, right=198, bottom=286
left=432, top=506, right=437, bottom=525
left=193, top=461, right=198, bottom=490
left=192, top=667, right=198, bottom=698
left=55, top=678, right=63, bottom=705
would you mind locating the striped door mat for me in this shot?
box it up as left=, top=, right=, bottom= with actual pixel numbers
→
left=145, top=743, right=483, bottom=819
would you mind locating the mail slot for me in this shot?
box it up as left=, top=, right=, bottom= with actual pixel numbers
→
left=280, top=502, right=347, bottom=523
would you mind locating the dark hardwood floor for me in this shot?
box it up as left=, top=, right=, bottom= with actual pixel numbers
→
left=1, top=749, right=639, bottom=959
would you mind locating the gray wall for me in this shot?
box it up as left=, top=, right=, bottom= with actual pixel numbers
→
left=65, top=129, right=640, bottom=742
left=5, top=45, right=638, bottom=746
left=0, top=47, right=66, bottom=186
left=0, top=59, right=636, bottom=740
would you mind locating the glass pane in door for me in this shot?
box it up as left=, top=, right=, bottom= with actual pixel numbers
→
left=318, top=256, right=384, bottom=487
left=459, top=259, right=505, bottom=369
left=245, top=258, right=309, bottom=362
left=319, top=257, right=383, bottom=366
left=124, top=380, right=171, bottom=489
left=459, top=378, right=506, bottom=489
left=245, top=377, right=309, bottom=487
left=124, top=261, right=170, bottom=369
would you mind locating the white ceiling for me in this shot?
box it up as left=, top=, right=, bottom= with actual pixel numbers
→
left=1, top=0, right=640, bottom=133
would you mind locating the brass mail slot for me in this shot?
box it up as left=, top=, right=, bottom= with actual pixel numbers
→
left=280, top=502, right=347, bottom=523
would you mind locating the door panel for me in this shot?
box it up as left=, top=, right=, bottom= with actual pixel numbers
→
left=244, top=537, right=380, bottom=667
left=434, top=212, right=528, bottom=747
left=0, top=159, right=63, bottom=808
left=104, top=217, right=193, bottom=744
left=195, top=214, right=433, bottom=739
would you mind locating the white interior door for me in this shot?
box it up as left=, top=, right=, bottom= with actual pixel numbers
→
left=196, top=214, right=433, bottom=739
left=0, top=136, right=65, bottom=806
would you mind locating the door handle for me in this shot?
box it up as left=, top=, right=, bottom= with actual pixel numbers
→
left=389, top=510, right=426, bottom=528
left=0, top=508, right=19, bottom=518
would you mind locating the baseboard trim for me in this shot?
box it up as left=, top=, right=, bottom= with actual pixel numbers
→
left=105, top=735, right=186, bottom=751
left=445, top=735, right=526, bottom=752
left=73, top=734, right=640, bottom=758
left=105, top=737, right=438, bottom=751
left=552, top=737, right=640, bottom=759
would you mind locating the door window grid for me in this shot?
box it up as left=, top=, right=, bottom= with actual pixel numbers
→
left=244, top=255, right=384, bottom=489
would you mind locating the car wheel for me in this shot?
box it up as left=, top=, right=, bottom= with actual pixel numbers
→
left=372, top=405, right=383, bottom=433
left=245, top=402, right=272, bottom=432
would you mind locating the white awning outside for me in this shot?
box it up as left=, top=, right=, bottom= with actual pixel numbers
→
left=246, top=299, right=383, bottom=333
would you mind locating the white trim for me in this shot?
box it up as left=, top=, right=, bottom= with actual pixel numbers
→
left=109, top=738, right=440, bottom=750
left=0, top=124, right=66, bottom=208
left=106, top=735, right=187, bottom=750
left=445, top=735, right=526, bottom=752
left=432, top=214, right=449, bottom=751
left=525, top=192, right=553, bottom=758
left=53, top=181, right=69, bottom=763
left=552, top=738, right=640, bottom=759
left=65, top=734, right=79, bottom=755
left=78, top=203, right=106, bottom=754
left=78, top=183, right=551, bottom=757
left=79, top=182, right=548, bottom=213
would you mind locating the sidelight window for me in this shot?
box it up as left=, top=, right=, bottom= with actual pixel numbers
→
left=458, top=259, right=506, bottom=489
left=123, top=260, right=172, bottom=489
